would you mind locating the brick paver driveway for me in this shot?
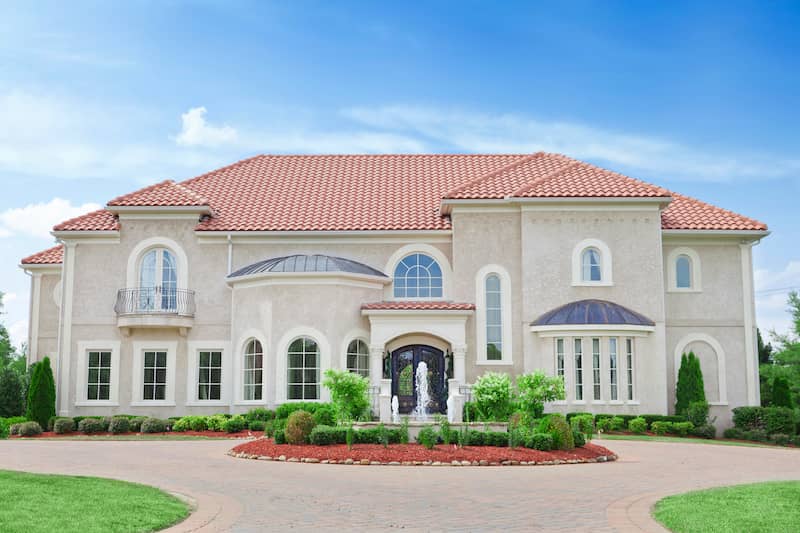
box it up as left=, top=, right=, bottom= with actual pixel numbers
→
left=1, top=438, right=799, bottom=532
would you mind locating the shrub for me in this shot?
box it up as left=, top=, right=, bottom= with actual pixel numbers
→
left=9, top=423, right=22, bottom=436
left=48, top=416, right=71, bottom=432
left=597, top=417, right=623, bottom=433
left=745, top=429, right=769, bottom=442
left=108, top=416, right=130, bottom=434
left=628, top=417, right=647, bottom=434
left=312, top=404, right=337, bottom=427
left=466, top=430, right=485, bottom=446
left=692, top=424, right=716, bottom=439
left=78, top=418, right=105, bottom=434
left=516, top=371, right=565, bottom=419
left=245, top=407, right=275, bottom=422
left=484, top=431, right=509, bottom=447
left=651, top=421, right=673, bottom=435
left=671, top=421, right=695, bottom=436
left=462, top=402, right=479, bottom=423
left=52, top=418, right=74, bottom=434
left=417, top=426, right=437, bottom=449
left=129, top=417, right=147, bottom=432
left=723, top=427, right=744, bottom=439
left=565, top=411, right=593, bottom=421
left=687, top=400, right=710, bottom=427
left=345, top=426, right=353, bottom=449
left=172, top=418, right=189, bottom=432
left=472, top=372, right=513, bottom=421
left=763, top=407, right=797, bottom=435
left=322, top=369, right=371, bottom=423
left=770, top=433, right=791, bottom=446
left=309, top=425, right=347, bottom=445
left=3, top=416, right=26, bottom=426
left=101, top=416, right=113, bottom=431
left=275, top=402, right=332, bottom=419
left=18, top=421, right=43, bottom=437
left=399, top=417, right=409, bottom=444
left=285, top=410, right=316, bottom=444
left=675, top=351, right=706, bottom=417
left=187, top=416, right=208, bottom=432
left=771, top=376, right=793, bottom=408
left=25, top=357, right=56, bottom=429
left=572, top=429, right=586, bottom=447
left=207, top=414, right=228, bottom=432
left=570, top=414, right=595, bottom=440
left=0, top=419, right=7, bottom=439
left=223, top=415, right=247, bottom=433
left=248, top=420, right=266, bottom=432
left=526, top=432, right=553, bottom=451
left=0, top=367, right=25, bottom=418
left=732, top=406, right=762, bottom=430
left=539, top=414, right=574, bottom=450
left=641, top=414, right=686, bottom=426
left=140, top=418, right=167, bottom=433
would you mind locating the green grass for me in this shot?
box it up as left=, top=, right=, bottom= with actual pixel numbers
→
left=0, top=470, right=189, bottom=533
left=654, top=481, right=800, bottom=532
left=597, top=434, right=794, bottom=449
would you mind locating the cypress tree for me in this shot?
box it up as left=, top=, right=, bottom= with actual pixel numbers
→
left=689, top=352, right=706, bottom=404
left=675, top=353, right=690, bottom=415
left=0, top=367, right=24, bottom=417
left=676, top=352, right=706, bottom=415
left=26, top=357, right=56, bottom=427
left=771, top=376, right=793, bottom=408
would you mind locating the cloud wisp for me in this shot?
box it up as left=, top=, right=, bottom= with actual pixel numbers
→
left=0, top=198, right=101, bottom=239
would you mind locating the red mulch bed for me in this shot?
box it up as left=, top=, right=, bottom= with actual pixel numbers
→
left=231, top=438, right=616, bottom=464
left=12, top=430, right=254, bottom=439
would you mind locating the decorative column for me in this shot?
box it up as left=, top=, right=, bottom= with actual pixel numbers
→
left=370, top=343, right=391, bottom=422
left=452, top=343, right=467, bottom=385
left=369, top=343, right=384, bottom=387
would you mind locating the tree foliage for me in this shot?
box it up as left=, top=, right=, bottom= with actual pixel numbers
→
left=0, top=367, right=24, bottom=417
left=516, top=371, right=565, bottom=418
left=760, top=291, right=800, bottom=407
left=675, top=351, right=705, bottom=416
left=26, top=356, right=56, bottom=428
left=770, top=376, right=793, bottom=408
left=757, top=328, right=773, bottom=364
left=322, top=368, right=370, bottom=423
left=472, top=372, right=513, bottom=421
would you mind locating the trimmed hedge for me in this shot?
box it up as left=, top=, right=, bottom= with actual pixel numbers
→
left=309, top=425, right=347, bottom=445
left=78, top=418, right=105, bottom=434
left=108, top=416, right=130, bottom=434
left=526, top=432, right=553, bottom=451
left=0, top=419, right=7, bottom=439
left=732, top=406, right=797, bottom=435
left=18, top=421, right=43, bottom=437
left=223, top=416, right=247, bottom=433
left=275, top=402, right=332, bottom=420
left=572, top=429, right=586, bottom=447
left=53, top=418, right=75, bottom=434
left=651, top=421, right=672, bottom=435
left=628, top=417, right=647, bottom=434
left=140, top=418, right=167, bottom=433
left=248, top=420, right=266, bottom=432
left=129, top=417, right=147, bottom=432
left=274, top=429, right=287, bottom=444
left=245, top=407, right=275, bottom=422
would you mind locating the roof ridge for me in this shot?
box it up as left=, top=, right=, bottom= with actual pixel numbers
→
left=509, top=157, right=582, bottom=197
left=52, top=208, right=117, bottom=231
left=107, top=179, right=174, bottom=206
left=442, top=152, right=544, bottom=199
left=180, top=154, right=265, bottom=188
left=667, top=192, right=767, bottom=228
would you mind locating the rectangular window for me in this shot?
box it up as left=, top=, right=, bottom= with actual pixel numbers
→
left=198, top=350, right=222, bottom=401
left=143, top=350, right=167, bottom=401
left=87, top=350, right=111, bottom=401
left=574, top=338, right=583, bottom=401
left=556, top=338, right=565, bottom=379
left=485, top=275, right=503, bottom=360
left=626, top=338, right=635, bottom=401
left=592, top=338, right=601, bottom=401
left=609, top=338, right=618, bottom=401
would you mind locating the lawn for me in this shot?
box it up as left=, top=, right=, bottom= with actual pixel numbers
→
left=654, top=481, right=800, bottom=533
left=0, top=470, right=189, bottom=533
left=597, top=434, right=794, bottom=449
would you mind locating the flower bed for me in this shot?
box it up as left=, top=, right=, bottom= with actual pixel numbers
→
left=11, top=429, right=254, bottom=439
left=229, top=438, right=617, bottom=466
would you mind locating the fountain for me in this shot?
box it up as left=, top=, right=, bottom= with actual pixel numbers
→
left=413, top=361, right=430, bottom=422
left=391, top=395, right=400, bottom=424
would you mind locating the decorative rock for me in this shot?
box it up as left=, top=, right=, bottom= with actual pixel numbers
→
left=258, top=456, right=272, bottom=461
left=597, top=456, right=607, bottom=462
left=402, top=461, right=412, bottom=466
left=388, top=461, right=401, bottom=466
left=479, top=460, right=489, bottom=466
left=278, top=455, right=286, bottom=461
left=461, top=461, right=471, bottom=466
left=287, top=457, right=299, bottom=462
left=432, top=461, right=442, bottom=466
left=321, top=460, right=329, bottom=464
left=370, top=461, right=381, bottom=465
left=344, top=458, right=354, bottom=465
left=329, top=460, right=338, bottom=464
left=520, top=461, right=528, bottom=466
left=306, top=458, right=320, bottom=463
left=360, top=459, right=370, bottom=465
left=451, top=460, right=461, bottom=466
left=413, top=461, right=423, bottom=466
left=490, top=462, right=500, bottom=466
left=501, top=460, right=511, bottom=466
left=510, top=460, right=520, bottom=466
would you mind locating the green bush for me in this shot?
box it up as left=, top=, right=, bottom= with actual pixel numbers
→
left=275, top=402, right=332, bottom=419
left=3, top=416, right=26, bottom=426
left=312, top=404, right=337, bottom=427
left=78, top=418, right=105, bottom=434
left=675, top=351, right=706, bottom=416
left=309, top=425, right=347, bottom=445
left=769, top=433, right=791, bottom=446
left=274, top=429, right=287, bottom=444
left=187, top=416, right=208, bottom=432
left=129, top=416, right=147, bottom=432
left=323, top=369, right=371, bottom=423
left=743, top=429, right=769, bottom=442
left=140, top=418, right=167, bottom=433
left=732, top=406, right=762, bottom=430
left=628, top=417, right=647, bottom=434
left=25, top=357, right=56, bottom=429
left=0, top=419, right=7, bottom=439
left=597, top=417, right=624, bottom=433
left=723, top=427, right=744, bottom=439
left=462, top=402, right=479, bottom=423
left=285, top=410, right=316, bottom=444
left=515, top=371, right=565, bottom=419
left=570, top=414, right=595, bottom=440
left=539, top=414, right=574, bottom=450
left=472, top=372, right=513, bottom=421
left=248, top=420, right=266, bottom=432
left=687, top=401, right=710, bottom=427
left=51, top=418, right=74, bottom=434
left=207, top=414, right=228, bottom=432
left=399, top=417, right=409, bottom=444
left=245, top=407, right=275, bottom=422
left=770, top=376, right=793, bottom=408
left=572, top=429, right=586, bottom=447
left=101, top=416, right=113, bottom=431
left=671, top=421, right=695, bottom=436
left=223, top=415, right=247, bottom=433
left=641, top=414, right=686, bottom=426
left=732, top=406, right=797, bottom=435
left=417, top=426, right=437, bottom=449
left=108, top=416, right=130, bottom=434
left=651, top=421, right=673, bottom=435
left=565, top=411, right=593, bottom=421
left=526, top=432, right=553, bottom=451
left=172, top=418, right=189, bottom=432
left=9, top=423, right=22, bottom=436
left=48, top=416, right=71, bottom=432
left=0, top=368, right=25, bottom=418
left=353, top=427, right=403, bottom=444
left=18, top=421, right=43, bottom=437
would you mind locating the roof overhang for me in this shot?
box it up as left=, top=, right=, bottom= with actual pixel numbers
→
left=51, top=230, right=120, bottom=241
left=530, top=324, right=655, bottom=337
left=362, top=308, right=474, bottom=317
left=440, top=196, right=671, bottom=215
left=661, top=229, right=770, bottom=242
left=227, top=271, right=390, bottom=290
left=106, top=205, right=213, bottom=216
left=18, top=263, right=62, bottom=274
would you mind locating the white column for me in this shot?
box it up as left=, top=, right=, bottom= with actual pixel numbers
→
left=453, top=343, right=467, bottom=385
left=369, top=343, right=384, bottom=387
left=740, top=243, right=759, bottom=405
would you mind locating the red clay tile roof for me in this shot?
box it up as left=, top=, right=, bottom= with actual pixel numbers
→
left=361, top=301, right=476, bottom=311
left=661, top=193, right=768, bottom=231
left=21, top=244, right=64, bottom=265
left=107, top=179, right=210, bottom=207
left=52, top=209, right=119, bottom=232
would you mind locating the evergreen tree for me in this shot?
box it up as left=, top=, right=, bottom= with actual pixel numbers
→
left=757, top=329, right=773, bottom=364
left=26, top=357, right=56, bottom=427
left=675, top=353, right=690, bottom=415
left=675, top=351, right=706, bottom=415
left=0, top=366, right=24, bottom=417
left=771, top=376, right=793, bottom=408
left=0, top=292, right=16, bottom=370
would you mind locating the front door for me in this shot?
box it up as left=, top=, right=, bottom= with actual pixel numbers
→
left=390, top=345, right=446, bottom=415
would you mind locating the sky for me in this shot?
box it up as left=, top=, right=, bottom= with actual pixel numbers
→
left=1, top=0, right=799, bottom=349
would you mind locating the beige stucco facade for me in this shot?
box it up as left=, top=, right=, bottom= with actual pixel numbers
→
left=22, top=200, right=764, bottom=427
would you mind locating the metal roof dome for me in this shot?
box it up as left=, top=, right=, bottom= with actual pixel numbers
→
left=228, top=254, right=388, bottom=279
left=531, top=299, right=654, bottom=327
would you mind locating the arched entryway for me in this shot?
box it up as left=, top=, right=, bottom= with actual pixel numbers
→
left=390, top=345, right=447, bottom=414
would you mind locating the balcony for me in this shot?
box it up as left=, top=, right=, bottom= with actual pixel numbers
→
left=114, top=287, right=195, bottom=335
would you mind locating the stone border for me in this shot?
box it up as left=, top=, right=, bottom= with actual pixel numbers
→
left=226, top=450, right=618, bottom=466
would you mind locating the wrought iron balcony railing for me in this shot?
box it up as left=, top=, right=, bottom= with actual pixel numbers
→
left=114, top=287, right=196, bottom=317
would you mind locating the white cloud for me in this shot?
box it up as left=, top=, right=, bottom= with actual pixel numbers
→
left=0, top=198, right=101, bottom=239
left=175, top=106, right=238, bottom=147
left=8, top=320, right=28, bottom=349
left=754, top=260, right=800, bottom=338
left=3, top=292, right=17, bottom=303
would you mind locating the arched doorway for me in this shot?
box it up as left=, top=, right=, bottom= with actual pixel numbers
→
left=390, top=345, right=446, bottom=414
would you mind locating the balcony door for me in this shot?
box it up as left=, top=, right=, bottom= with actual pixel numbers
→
left=139, top=248, right=177, bottom=312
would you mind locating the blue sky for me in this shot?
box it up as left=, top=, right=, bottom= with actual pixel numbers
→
left=1, top=0, right=799, bottom=347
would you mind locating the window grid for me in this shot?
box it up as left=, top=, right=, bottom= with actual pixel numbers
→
left=143, top=350, right=167, bottom=401
left=626, top=338, right=635, bottom=401
left=609, top=338, right=618, bottom=401
left=556, top=338, right=565, bottom=379
left=393, top=253, right=443, bottom=298
left=574, top=338, right=583, bottom=401
left=243, top=339, right=263, bottom=401
left=581, top=248, right=602, bottom=282
left=198, top=350, right=222, bottom=401
left=287, top=337, right=320, bottom=400
left=592, top=338, right=601, bottom=401
left=346, top=339, right=370, bottom=378
left=485, top=274, right=502, bottom=360
left=87, top=350, right=111, bottom=401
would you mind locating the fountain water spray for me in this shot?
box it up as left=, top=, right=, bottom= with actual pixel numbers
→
left=413, top=361, right=430, bottom=422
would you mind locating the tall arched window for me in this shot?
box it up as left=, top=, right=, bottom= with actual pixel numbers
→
left=138, top=248, right=177, bottom=310
left=287, top=336, right=319, bottom=400
left=243, top=339, right=263, bottom=401
left=581, top=248, right=602, bottom=282
left=676, top=255, right=692, bottom=289
left=393, top=253, right=443, bottom=298
left=346, top=339, right=369, bottom=377
left=485, top=275, right=503, bottom=360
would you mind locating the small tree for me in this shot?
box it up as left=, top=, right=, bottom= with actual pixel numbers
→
left=26, top=356, right=56, bottom=428
left=675, top=352, right=705, bottom=416
left=472, top=372, right=513, bottom=421
left=516, top=371, right=565, bottom=419
left=771, top=376, right=793, bottom=408
left=322, top=368, right=370, bottom=423
left=0, top=367, right=24, bottom=417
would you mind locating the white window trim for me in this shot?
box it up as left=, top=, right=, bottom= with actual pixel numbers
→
left=126, top=236, right=189, bottom=289
left=666, top=247, right=702, bottom=292
left=186, top=340, right=231, bottom=406
left=475, top=264, right=513, bottom=365
left=552, top=338, right=568, bottom=404
left=341, top=328, right=370, bottom=375
left=384, top=243, right=453, bottom=301
left=75, top=341, right=120, bottom=406
left=234, top=330, right=268, bottom=406
left=131, top=340, right=177, bottom=406
left=673, top=333, right=728, bottom=405
left=275, top=326, right=331, bottom=403
left=625, top=337, right=636, bottom=403
left=571, top=238, right=613, bottom=286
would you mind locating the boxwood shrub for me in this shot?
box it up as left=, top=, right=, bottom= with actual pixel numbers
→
left=417, top=426, right=437, bottom=449
left=275, top=402, right=332, bottom=420
left=140, top=418, right=167, bottom=433
left=650, top=421, right=673, bottom=435
left=671, top=421, right=694, bottom=436
left=484, top=431, right=509, bottom=447
left=526, top=432, right=553, bottom=451
left=129, top=416, right=147, bottom=432
left=572, top=429, right=586, bottom=447
left=9, top=423, right=22, bottom=436
left=108, top=416, right=130, bottom=434
left=274, top=429, right=287, bottom=444
left=641, top=414, right=686, bottom=426
left=628, top=417, right=647, bottom=434
left=723, top=427, right=745, bottom=440
left=539, top=414, right=574, bottom=450
left=245, top=407, right=275, bottom=422
left=570, top=414, right=595, bottom=440
left=248, top=420, right=266, bottom=432
left=78, top=418, right=105, bottom=434
left=309, top=425, right=347, bottom=445
left=18, top=421, right=43, bottom=437
left=285, top=410, right=316, bottom=444
left=207, top=414, right=228, bottom=432
left=732, top=406, right=797, bottom=435
left=223, top=415, right=247, bottom=433
left=53, top=418, right=75, bottom=434
left=312, top=404, right=337, bottom=427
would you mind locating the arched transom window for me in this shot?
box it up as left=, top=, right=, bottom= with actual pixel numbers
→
left=139, top=248, right=177, bottom=310
left=676, top=255, right=692, bottom=289
left=243, top=339, right=263, bottom=401
left=485, top=275, right=503, bottom=360
left=581, top=248, right=602, bottom=282
left=346, top=339, right=369, bottom=377
left=287, top=336, right=319, bottom=400
left=393, top=253, right=443, bottom=298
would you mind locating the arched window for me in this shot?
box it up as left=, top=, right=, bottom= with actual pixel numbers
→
left=393, top=253, right=443, bottom=298
left=581, top=248, right=602, bottom=282
left=138, top=248, right=177, bottom=310
left=287, top=336, right=319, bottom=400
left=485, top=275, right=503, bottom=360
left=243, top=339, right=263, bottom=401
left=346, top=339, right=369, bottom=377
left=676, top=255, right=692, bottom=289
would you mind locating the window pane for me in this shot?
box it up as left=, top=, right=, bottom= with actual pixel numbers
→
left=304, top=384, right=318, bottom=400
left=288, top=368, right=303, bottom=384
left=582, top=249, right=602, bottom=281
left=156, top=352, right=167, bottom=367
left=100, top=352, right=111, bottom=366
left=289, top=339, right=304, bottom=353
left=155, top=368, right=166, bottom=384
left=210, top=385, right=220, bottom=400
left=210, top=368, right=221, bottom=384
left=155, top=385, right=166, bottom=400
left=88, top=386, right=98, bottom=400
left=88, top=368, right=99, bottom=384
left=88, top=351, right=99, bottom=367
left=676, top=256, right=691, bottom=288
left=487, top=342, right=502, bottom=360
left=144, top=368, right=154, bottom=383
left=99, top=368, right=110, bottom=384
left=288, top=384, right=303, bottom=400
left=144, top=351, right=155, bottom=367
left=288, top=353, right=303, bottom=368
left=199, top=351, right=209, bottom=366
left=211, top=351, right=222, bottom=367
left=305, top=352, right=317, bottom=368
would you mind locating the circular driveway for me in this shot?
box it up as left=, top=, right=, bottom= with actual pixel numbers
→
left=1, top=438, right=799, bottom=532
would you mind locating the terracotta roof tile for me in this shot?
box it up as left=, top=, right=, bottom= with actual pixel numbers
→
left=661, top=193, right=767, bottom=231
left=107, top=179, right=210, bottom=207
left=361, top=301, right=476, bottom=311
left=21, top=244, right=64, bottom=265
left=52, top=209, right=119, bottom=232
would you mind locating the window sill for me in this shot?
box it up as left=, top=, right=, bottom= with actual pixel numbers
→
left=667, top=288, right=702, bottom=294
left=476, top=360, right=514, bottom=366
left=185, top=401, right=228, bottom=407
left=708, top=401, right=728, bottom=406
left=571, top=281, right=613, bottom=287
left=75, top=401, right=119, bottom=407
left=571, top=400, right=586, bottom=405
left=130, top=401, right=176, bottom=407
left=235, top=400, right=267, bottom=406
left=625, top=401, right=640, bottom=405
